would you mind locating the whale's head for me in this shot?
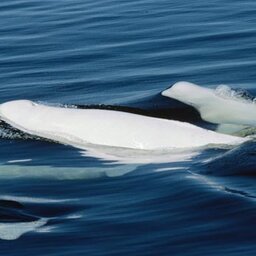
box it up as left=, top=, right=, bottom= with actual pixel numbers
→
left=0, top=100, right=38, bottom=122
left=161, top=81, right=213, bottom=108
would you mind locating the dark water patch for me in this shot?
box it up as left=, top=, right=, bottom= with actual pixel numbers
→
left=0, top=199, right=38, bottom=223
left=0, top=199, right=23, bottom=209
left=199, top=141, right=256, bottom=176
left=224, top=187, right=256, bottom=199
left=23, top=201, right=83, bottom=220
left=0, top=170, right=254, bottom=255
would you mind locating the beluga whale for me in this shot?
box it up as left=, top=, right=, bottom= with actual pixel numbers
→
left=162, top=81, right=256, bottom=128
left=0, top=100, right=247, bottom=151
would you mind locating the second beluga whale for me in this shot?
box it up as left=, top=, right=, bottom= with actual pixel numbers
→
left=162, top=81, right=256, bottom=127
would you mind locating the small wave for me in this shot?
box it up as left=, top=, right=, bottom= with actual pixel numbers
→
left=0, top=195, right=77, bottom=204
left=7, top=159, right=32, bottom=163
left=0, top=164, right=137, bottom=180
left=199, top=140, right=256, bottom=176
left=186, top=171, right=256, bottom=200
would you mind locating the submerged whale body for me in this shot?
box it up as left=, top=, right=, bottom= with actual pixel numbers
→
left=162, top=81, right=256, bottom=128
left=0, top=100, right=247, bottom=150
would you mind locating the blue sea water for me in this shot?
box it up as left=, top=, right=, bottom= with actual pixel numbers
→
left=0, top=0, right=256, bottom=255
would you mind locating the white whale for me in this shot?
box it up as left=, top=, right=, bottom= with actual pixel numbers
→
left=162, top=81, right=256, bottom=128
left=0, top=100, right=247, bottom=150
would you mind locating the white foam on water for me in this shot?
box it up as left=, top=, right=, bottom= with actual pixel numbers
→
left=155, top=167, right=186, bottom=172
left=36, top=225, right=55, bottom=233
left=64, top=213, right=83, bottom=219
left=7, top=159, right=32, bottom=163
left=0, top=218, right=47, bottom=240
left=0, top=195, right=76, bottom=203
left=162, top=81, right=256, bottom=129
left=215, top=84, right=255, bottom=103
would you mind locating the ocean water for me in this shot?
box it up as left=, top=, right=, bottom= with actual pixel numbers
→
left=0, top=0, right=256, bottom=255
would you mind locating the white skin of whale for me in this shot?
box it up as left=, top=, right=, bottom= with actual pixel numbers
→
left=0, top=100, right=247, bottom=150
left=162, top=81, right=256, bottom=127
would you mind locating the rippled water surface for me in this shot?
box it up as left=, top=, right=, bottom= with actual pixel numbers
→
left=0, top=0, right=256, bottom=255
